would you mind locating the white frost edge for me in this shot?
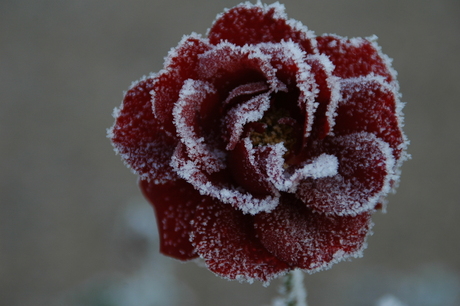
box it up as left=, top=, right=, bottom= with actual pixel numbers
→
left=206, top=1, right=318, bottom=52
left=151, top=32, right=209, bottom=118
left=108, top=73, right=178, bottom=184
left=171, top=144, right=281, bottom=215
left=172, top=79, right=226, bottom=174
left=303, top=218, right=375, bottom=274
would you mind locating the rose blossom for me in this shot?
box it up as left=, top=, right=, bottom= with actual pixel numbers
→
left=109, top=2, right=408, bottom=284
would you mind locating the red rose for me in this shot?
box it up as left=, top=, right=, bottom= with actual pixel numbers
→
left=109, top=2, right=408, bottom=283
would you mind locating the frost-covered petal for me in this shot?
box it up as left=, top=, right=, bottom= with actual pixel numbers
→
left=171, top=143, right=280, bottom=215
left=258, top=42, right=318, bottom=143
left=254, top=195, right=372, bottom=272
left=109, top=77, right=177, bottom=184
left=173, top=79, right=226, bottom=174
left=198, top=42, right=285, bottom=96
left=227, top=138, right=275, bottom=196
left=152, top=34, right=212, bottom=136
left=223, top=92, right=272, bottom=150
left=305, top=54, right=341, bottom=140
left=140, top=178, right=200, bottom=260
left=297, top=132, right=395, bottom=216
left=208, top=2, right=316, bottom=53
left=317, top=34, right=395, bottom=81
left=334, top=76, right=406, bottom=160
left=191, top=198, right=290, bottom=284
left=257, top=142, right=338, bottom=192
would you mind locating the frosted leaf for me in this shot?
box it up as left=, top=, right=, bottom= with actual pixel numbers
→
left=375, top=295, right=408, bottom=306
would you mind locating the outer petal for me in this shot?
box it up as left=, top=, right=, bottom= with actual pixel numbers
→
left=254, top=195, right=372, bottom=272
left=109, top=77, right=177, bottom=184
left=334, top=76, right=406, bottom=160
left=152, top=34, right=212, bottom=136
left=208, top=2, right=316, bottom=53
left=140, top=179, right=200, bottom=260
left=297, top=132, right=395, bottom=216
left=317, top=34, right=395, bottom=81
left=197, top=42, right=286, bottom=97
left=191, top=198, right=290, bottom=284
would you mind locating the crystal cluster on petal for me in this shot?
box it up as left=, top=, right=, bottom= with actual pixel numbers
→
left=109, top=1, right=408, bottom=284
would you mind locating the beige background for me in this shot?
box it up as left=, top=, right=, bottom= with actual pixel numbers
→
left=1, top=0, right=459, bottom=305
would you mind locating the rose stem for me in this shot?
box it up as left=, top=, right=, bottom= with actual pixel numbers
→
left=273, top=269, right=308, bottom=306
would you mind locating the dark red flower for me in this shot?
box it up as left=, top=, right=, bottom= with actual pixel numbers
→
left=109, top=2, right=408, bottom=284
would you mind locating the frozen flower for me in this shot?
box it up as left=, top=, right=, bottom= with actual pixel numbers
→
left=109, top=1, right=408, bottom=284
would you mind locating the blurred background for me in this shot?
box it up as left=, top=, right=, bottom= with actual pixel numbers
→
left=1, top=0, right=459, bottom=305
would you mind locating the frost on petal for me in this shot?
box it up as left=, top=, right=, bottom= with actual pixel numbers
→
left=259, top=42, right=318, bottom=143
left=171, top=143, right=280, bottom=215
left=173, top=79, right=226, bottom=174
left=208, top=2, right=316, bottom=53
left=152, top=34, right=212, bottom=136
left=191, top=199, right=290, bottom=284
left=254, top=195, right=372, bottom=272
left=317, top=34, right=394, bottom=81
left=140, top=179, right=200, bottom=260
left=227, top=138, right=275, bottom=196
left=198, top=43, right=285, bottom=96
left=297, top=132, right=395, bottom=216
left=109, top=77, right=178, bottom=184
left=306, top=54, right=341, bottom=140
left=334, top=77, right=406, bottom=161
left=223, top=92, right=272, bottom=150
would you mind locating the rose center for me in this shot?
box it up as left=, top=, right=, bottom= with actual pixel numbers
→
left=249, top=107, right=297, bottom=153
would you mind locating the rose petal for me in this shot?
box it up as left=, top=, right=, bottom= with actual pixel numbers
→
left=171, top=143, right=280, bottom=215
left=173, top=79, right=226, bottom=174
left=208, top=2, right=316, bottom=53
left=256, top=143, right=338, bottom=193
left=227, top=138, right=275, bottom=196
left=140, top=178, right=200, bottom=260
left=254, top=195, right=372, bottom=272
left=317, top=34, right=395, bottom=81
left=191, top=199, right=290, bottom=284
left=305, top=54, right=341, bottom=140
left=222, top=81, right=269, bottom=109
left=109, top=77, right=177, bottom=184
left=259, top=42, right=318, bottom=143
left=334, top=76, right=406, bottom=160
left=223, top=92, right=272, bottom=150
left=198, top=42, right=285, bottom=95
left=152, top=34, right=212, bottom=136
left=297, top=132, right=396, bottom=216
